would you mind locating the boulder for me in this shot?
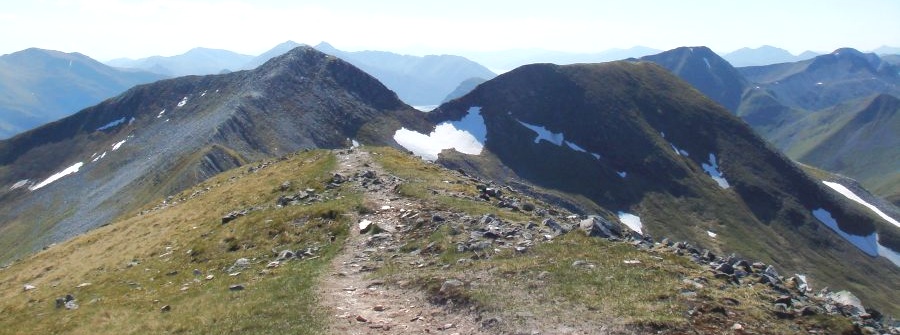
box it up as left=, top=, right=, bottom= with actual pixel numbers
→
left=227, top=258, right=251, bottom=273
left=579, top=216, right=621, bottom=238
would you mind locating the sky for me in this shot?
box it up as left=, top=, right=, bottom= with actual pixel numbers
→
left=1, top=0, right=898, bottom=61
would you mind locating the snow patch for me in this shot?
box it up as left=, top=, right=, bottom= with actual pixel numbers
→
left=617, top=171, right=627, bottom=178
left=701, top=153, right=730, bottom=189
left=518, top=119, right=595, bottom=157
left=92, top=151, right=107, bottom=162
left=822, top=181, right=899, bottom=228
left=812, top=208, right=878, bottom=256
left=393, top=107, right=485, bottom=161
left=10, top=179, right=29, bottom=190
left=177, top=97, right=188, bottom=107
left=671, top=143, right=689, bottom=156
left=96, top=117, right=126, bottom=131
left=617, top=212, right=643, bottom=235
left=200, top=90, right=207, bottom=97
left=703, top=57, right=711, bottom=69
left=29, top=162, right=84, bottom=191
left=518, top=120, right=564, bottom=146
left=707, top=230, right=717, bottom=238
left=112, top=139, right=126, bottom=151
left=351, top=139, right=360, bottom=148
left=877, top=240, right=900, bottom=266
left=157, top=109, right=166, bottom=118
left=815, top=82, right=824, bottom=86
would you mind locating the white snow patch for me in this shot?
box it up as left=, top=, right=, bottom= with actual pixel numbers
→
left=351, top=139, right=360, bottom=148
left=707, top=230, right=717, bottom=238
left=10, top=179, right=29, bottom=190
left=701, top=153, right=730, bottom=189
left=91, top=151, right=107, bottom=162
left=518, top=119, right=593, bottom=157
left=617, top=212, right=643, bottom=235
left=822, top=181, right=899, bottom=228
left=518, top=120, right=564, bottom=146
left=812, top=208, right=878, bottom=256
left=617, top=171, right=627, bottom=178
left=393, top=107, right=486, bottom=161
left=200, top=90, right=207, bottom=97
left=671, top=144, right=689, bottom=156
left=157, top=109, right=166, bottom=118
left=129, top=117, right=136, bottom=125
left=96, top=117, right=126, bottom=131
left=565, top=141, right=587, bottom=153
left=591, top=153, right=602, bottom=160
left=177, top=97, right=188, bottom=107
left=815, top=82, right=824, bottom=86
left=111, top=139, right=126, bottom=151
left=703, top=57, right=711, bottom=69
left=877, top=239, right=900, bottom=266
left=29, top=162, right=84, bottom=191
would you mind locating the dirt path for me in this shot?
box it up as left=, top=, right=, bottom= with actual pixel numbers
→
left=318, top=148, right=490, bottom=334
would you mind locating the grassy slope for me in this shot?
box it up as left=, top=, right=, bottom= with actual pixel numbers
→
left=370, top=148, right=857, bottom=334
left=0, top=147, right=864, bottom=333
left=0, top=150, right=355, bottom=334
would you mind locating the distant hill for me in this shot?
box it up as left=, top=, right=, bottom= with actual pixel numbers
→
left=313, top=42, right=496, bottom=106
left=767, top=94, right=900, bottom=206
left=738, top=48, right=900, bottom=111
left=242, top=40, right=306, bottom=70
left=723, top=45, right=819, bottom=66
left=441, top=77, right=487, bottom=103
left=107, top=47, right=253, bottom=76
left=0, top=48, right=165, bottom=139
left=639, top=46, right=748, bottom=112
left=463, top=46, right=661, bottom=73
left=873, top=45, right=900, bottom=55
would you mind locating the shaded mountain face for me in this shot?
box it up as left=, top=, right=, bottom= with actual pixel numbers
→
left=723, top=45, right=819, bottom=67
left=398, top=61, right=900, bottom=313
left=107, top=47, right=254, bottom=76
left=441, top=77, right=488, bottom=103
left=639, top=46, right=748, bottom=112
left=738, top=48, right=900, bottom=111
left=768, top=94, right=900, bottom=206
left=0, top=46, right=423, bottom=263
left=314, top=42, right=496, bottom=106
left=0, top=48, right=166, bottom=139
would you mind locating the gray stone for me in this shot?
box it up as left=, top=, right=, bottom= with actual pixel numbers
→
left=331, top=173, right=346, bottom=184
left=440, top=279, right=464, bottom=293
left=764, top=265, right=780, bottom=278
left=715, top=263, right=735, bottom=275
left=161, top=305, right=171, bottom=312
left=279, top=181, right=291, bottom=191
left=579, top=216, right=621, bottom=238
left=227, top=258, right=251, bottom=273
left=276, top=250, right=295, bottom=261
left=229, top=284, right=245, bottom=291
left=543, top=218, right=569, bottom=234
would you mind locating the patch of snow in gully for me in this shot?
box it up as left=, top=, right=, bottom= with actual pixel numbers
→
left=394, top=107, right=486, bottom=161
left=701, top=153, right=730, bottom=189
left=822, top=181, right=899, bottom=228
left=29, top=162, right=84, bottom=191
left=812, top=208, right=878, bottom=257
left=96, top=117, right=126, bottom=131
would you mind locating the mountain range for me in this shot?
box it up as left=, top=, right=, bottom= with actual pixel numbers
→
left=638, top=46, right=900, bottom=207
left=722, top=45, right=820, bottom=67
left=0, top=48, right=165, bottom=139
left=0, top=44, right=899, bottom=332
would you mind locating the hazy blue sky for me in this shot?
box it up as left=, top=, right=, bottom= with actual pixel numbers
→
left=2, top=0, right=898, bottom=60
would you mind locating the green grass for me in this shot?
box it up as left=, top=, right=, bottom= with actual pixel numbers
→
left=0, top=150, right=355, bottom=334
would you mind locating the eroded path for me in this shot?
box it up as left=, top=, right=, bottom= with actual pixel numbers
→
left=318, top=148, right=490, bottom=334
